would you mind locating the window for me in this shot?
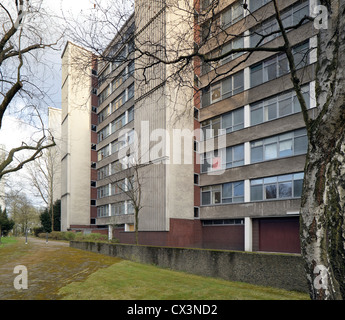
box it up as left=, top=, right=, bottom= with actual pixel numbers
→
left=112, top=91, right=125, bottom=111
left=127, top=129, right=135, bottom=145
left=201, top=108, right=244, bottom=140
left=221, top=1, right=244, bottom=29
left=202, top=219, right=244, bottom=226
left=224, top=144, right=244, bottom=168
left=112, top=47, right=127, bottom=69
left=98, top=65, right=110, bottom=87
left=251, top=129, right=308, bottom=163
left=127, top=202, right=134, bottom=215
left=221, top=36, right=245, bottom=65
left=201, top=185, right=221, bottom=205
left=127, top=61, right=134, bottom=78
left=97, top=185, right=109, bottom=199
left=194, top=174, right=199, bottom=185
left=250, top=1, right=309, bottom=46
left=221, top=71, right=244, bottom=101
left=128, top=106, right=134, bottom=123
left=97, top=205, right=109, bottom=217
left=203, top=71, right=244, bottom=107
left=202, top=149, right=221, bottom=173
left=201, top=181, right=244, bottom=205
left=249, top=0, right=270, bottom=12
left=201, top=17, right=221, bottom=42
left=97, top=145, right=109, bottom=161
left=201, top=144, right=244, bottom=173
left=99, top=85, right=110, bottom=105
left=222, top=108, right=244, bottom=133
left=111, top=202, right=126, bottom=216
left=201, top=0, right=210, bottom=10
left=111, top=137, right=126, bottom=154
left=111, top=160, right=124, bottom=174
left=211, top=85, right=222, bottom=103
left=127, top=83, right=134, bottom=100
left=250, top=172, right=304, bottom=201
left=97, top=125, right=110, bottom=142
left=194, top=207, right=200, bottom=218
left=201, top=117, right=221, bottom=140
left=250, top=85, right=310, bottom=125
left=98, top=106, right=109, bottom=124
left=294, top=128, right=308, bottom=155
left=293, top=41, right=310, bottom=69
left=112, top=70, right=125, bottom=91
left=111, top=112, right=126, bottom=134
left=222, top=181, right=244, bottom=203
left=250, top=41, right=309, bottom=88
left=98, top=165, right=109, bottom=180
left=128, top=39, right=135, bottom=54
left=201, top=87, right=210, bottom=108
left=111, top=180, right=125, bottom=195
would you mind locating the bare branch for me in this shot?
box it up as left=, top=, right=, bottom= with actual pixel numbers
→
left=0, top=135, right=56, bottom=179
left=272, top=0, right=311, bottom=130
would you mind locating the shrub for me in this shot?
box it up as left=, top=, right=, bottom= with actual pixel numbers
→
left=63, top=232, right=76, bottom=241
left=37, top=232, right=47, bottom=239
left=36, top=231, right=109, bottom=242
left=33, top=227, right=44, bottom=237
left=75, top=232, right=108, bottom=241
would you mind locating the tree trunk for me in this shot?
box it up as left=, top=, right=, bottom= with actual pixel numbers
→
left=135, top=208, right=139, bottom=245
left=300, top=0, right=345, bottom=300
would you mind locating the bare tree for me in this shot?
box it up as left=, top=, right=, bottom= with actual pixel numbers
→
left=0, top=0, right=61, bottom=179
left=25, top=143, right=60, bottom=231
left=109, top=157, right=144, bottom=245
left=66, top=0, right=345, bottom=299
left=6, top=191, right=39, bottom=235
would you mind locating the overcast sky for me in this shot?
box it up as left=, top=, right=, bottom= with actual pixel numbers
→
left=0, top=0, right=98, bottom=206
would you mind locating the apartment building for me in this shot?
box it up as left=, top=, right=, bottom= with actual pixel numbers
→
left=60, top=42, right=99, bottom=232
left=95, top=3, right=199, bottom=246
left=95, top=14, right=137, bottom=238
left=61, top=0, right=316, bottom=253
left=196, top=0, right=317, bottom=253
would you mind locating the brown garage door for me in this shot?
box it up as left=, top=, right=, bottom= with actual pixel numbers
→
left=259, top=217, right=300, bottom=253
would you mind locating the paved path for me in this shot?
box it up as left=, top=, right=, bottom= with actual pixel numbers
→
left=0, top=237, right=121, bottom=300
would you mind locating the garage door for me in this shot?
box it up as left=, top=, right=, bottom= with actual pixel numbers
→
left=258, top=217, right=300, bottom=253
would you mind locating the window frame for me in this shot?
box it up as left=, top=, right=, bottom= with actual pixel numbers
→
left=201, top=181, right=244, bottom=206
left=250, top=172, right=305, bottom=201
left=250, top=128, right=308, bottom=163
left=250, top=84, right=310, bottom=126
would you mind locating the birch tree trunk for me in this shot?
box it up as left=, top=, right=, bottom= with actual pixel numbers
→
left=300, top=0, right=345, bottom=300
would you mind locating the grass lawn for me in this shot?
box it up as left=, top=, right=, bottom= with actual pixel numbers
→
left=0, top=236, right=17, bottom=248
left=58, top=260, right=309, bottom=300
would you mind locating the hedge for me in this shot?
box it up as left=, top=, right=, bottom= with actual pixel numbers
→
left=37, top=231, right=110, bottom=242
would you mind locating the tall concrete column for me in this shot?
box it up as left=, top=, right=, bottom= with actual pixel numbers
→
left=108, top=225, right=113, bottom=240
left=244, top=217, right=253, bottom=252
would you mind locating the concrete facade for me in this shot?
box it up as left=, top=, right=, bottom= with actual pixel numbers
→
left=61, top=0, right=317, bottom=254
left=60, top=42, right=98, bottom=232
left=195, top=0, right=317, bottom=253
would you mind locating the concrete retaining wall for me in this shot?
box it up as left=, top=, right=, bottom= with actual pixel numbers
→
left=70, top=241, right=308, bottom=293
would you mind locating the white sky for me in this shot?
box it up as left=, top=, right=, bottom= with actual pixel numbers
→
left=0, top=0, right=98, bottom=206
